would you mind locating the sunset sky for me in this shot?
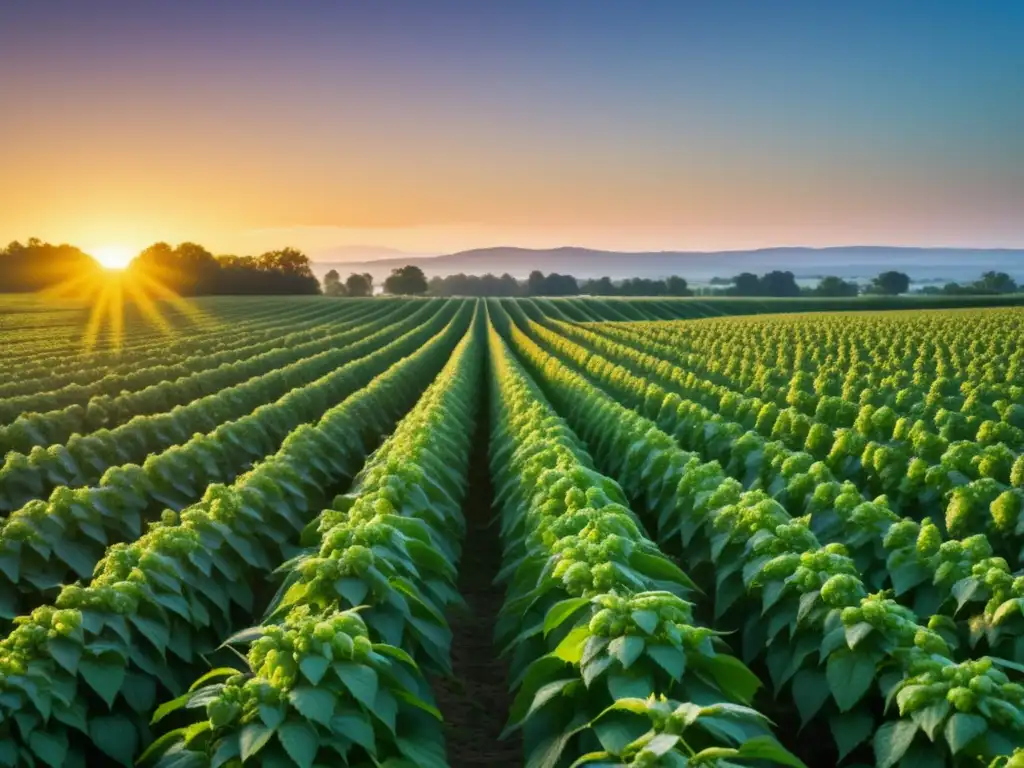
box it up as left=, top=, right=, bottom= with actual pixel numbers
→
left=2, top=1, right=1022, bottom=260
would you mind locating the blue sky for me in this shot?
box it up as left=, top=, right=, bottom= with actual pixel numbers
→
left=1, top=1, right=1021, bottom=256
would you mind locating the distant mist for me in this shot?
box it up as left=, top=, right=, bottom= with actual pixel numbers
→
left=311, top=245, right=1024, bottom=284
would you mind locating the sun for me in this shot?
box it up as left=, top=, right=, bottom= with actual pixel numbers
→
left=91, top=244, right=135, bottom=270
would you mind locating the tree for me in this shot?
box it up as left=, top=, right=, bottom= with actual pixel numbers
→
left=581, top=276, right=615, bottom=296
left=731, top=273, right=761, bottom=296
left=542, top=272, right=579, bottom=296
left=869, top=271, right=911, bottom=295
left=345, top=273, right=373, bottom=297
left=973, top=271, right=1017, bottom=294
left=665, top=276, right=692, bottom=296
left=527, top=270, right=546, bottom=296
left=133, top=241, right=219, bottom=295
left=815, top=275, right=859, bottom=297
left=760, top=270, right=801, bottom=297
left=257, top=248, right=316, bottom=279
left=0, top=239, right=100, bottom=292
left=323, top=269, right=346, bottom=296
left=383, top=265, right=428, bottom=296
left=499, top=273, right=520, bottom=296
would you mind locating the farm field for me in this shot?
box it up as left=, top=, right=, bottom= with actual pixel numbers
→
left=0, top=295, right=1022, bottom=768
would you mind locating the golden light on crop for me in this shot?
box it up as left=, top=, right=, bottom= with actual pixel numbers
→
left=40, top=264, right=211, bottom=352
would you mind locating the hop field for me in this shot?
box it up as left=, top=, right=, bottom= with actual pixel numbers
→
left=0, top=295, right=1021, bottom=768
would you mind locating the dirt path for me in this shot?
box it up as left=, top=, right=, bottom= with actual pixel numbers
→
left=433, top=384, right=522, bottom=767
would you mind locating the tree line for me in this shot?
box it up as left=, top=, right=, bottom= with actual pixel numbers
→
left=0, top=239, right=321, bottom=295
left=132, top=243, right=320, bottom=295
left=322, top=266, right=1020, bottom=298
left=323, top=269, right=695, bottom=297
left=4, top=239, right=1018, bottom=299
left=0, top=239, right=101, bottom=292
left=321, top=266, right=430, bottom=297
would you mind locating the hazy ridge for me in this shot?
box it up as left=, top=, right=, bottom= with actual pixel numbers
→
left=312, top=245, right=1024, bottom=283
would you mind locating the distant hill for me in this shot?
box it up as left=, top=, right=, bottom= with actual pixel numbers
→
left=312, top=245, right=1024, bottom=284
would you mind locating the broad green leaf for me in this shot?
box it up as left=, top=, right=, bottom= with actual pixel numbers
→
left=608, top=636, right=645, bottom=669
left=607, top=670, right=653, bottom=701
left=334, top=663, right=379, bottom=710
left=397, top=737, right=448, bottom=768
left=594, top=711, right=646, bottom=753
left=826, top=649, right=876, bottom=711
left=210, top=733, right=241, bottom=768
left=90, top=715, right=137, bottom=767
left=221, top=626, right=264, bottom=647
left=121, top=672, right=157, bottom=714
left=692, top=747, right=738, bottom=761
left=543, top=597, right=590, bottom=636
left=278, top=720, right=320, bottom=768
left=631, top=609, right=659, bottom=635
left=46, top=637, right=82, bottom=676
left=183, top=720, right=212, bottom=746
left=646, top=644, right=686, bottom=681
left=79, top=655, right=126, bottom=708
left=791, top=668, right=830, bottom=727
left=582, top=655, right=614, bottom=688
left=289, top=686, right=336, bottom=726
left=394, top=688, right=443, bottom=721
left=188, top=667, right=241, bottom=692
left=874, top=720, right=919, bottom=768
left=629, top=551, right=698, bottom=591
left=844, top=622, right=873, bottom=650
left=737, top=736, right=807, bottom=768
left=240, top=721, right=276, bottom=761
left=699, top=654, right=761, bottom=705
left=330, top=711, right=375, bottom=752
left=796, top=589, right=820, bottom=624
left=568, top=752, right=613, bottom=768
left=299, top=656, right=330, bottom=686
left=130, top=615, right=170, bottom=655
left=911, top=700, right=950, bottom=740
left=136, top=727, right=186, bottom=764
left=259, top=704, right=286, bottom=730
left=830, top=710, right=874, bottom=761
left=581, top=636, right=609, bottom=666
left=951, top=578, right=984, bottom=611
left=152, top=692, right=192, bottom=724
left=335, top=577, right=370, bottom=608
left=647, top=732, right=682, bottom=756
left=943, top=713, right=987, bottom=755
left=762, top=580, right=786, bottom=613
left=525, top=679, right=576, bottom=723
left=553, top=625, right=591, bottom=664
left=371, top=643, right=418, bottom=669
left=28, top=731, right=67, bottom=768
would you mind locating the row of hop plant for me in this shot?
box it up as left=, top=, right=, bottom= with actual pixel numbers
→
left=589, top=316, right=1024, bottom=467
left=141, top=308, right=485, bottom=767
left=515, top=305, right=1024, bottom=657
left=0, top=301, right=457, bottom=631
left=0, top=304, right=472, bottom=767
left=492, top=300, right=1024, bottom=766
left=553, top=308, right=1024, bottom=565
left=617, top=309, right=1024, bottom=411
left=484, top=312, right=804, bottom=768
left=0, top=298, right=366, bottom=416
left=0, top=291, right=307, bottom=363
left=544, top=313, right=1024, bottom=543
left=0, top=300, right=436, bottom=514
left=0, top=299, right=287, bottom=389
left=0, top=298, right=402, bottom=457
